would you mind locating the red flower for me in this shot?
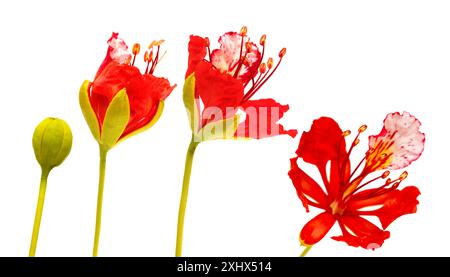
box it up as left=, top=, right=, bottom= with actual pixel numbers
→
left=289, top=112, right=425, bottom=249
left=80, top=33, right=175, bottom=148
left=184, top=27, right=297, bottom=140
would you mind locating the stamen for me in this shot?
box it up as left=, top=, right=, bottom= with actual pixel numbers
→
left=249, top=66, right=267, bottom=94
left=348, top=155, right=366, bottom=181
left=132, top=43, right=141, bottom=55
left=246, top=34, right=266, bottom=86
left=255, top=35, right=266, bottom=78
left=259, top=63, right=267, bottom=74
left=240, top=26, right=248, bottom=36
left=239, top=35, right=286, bottom=103
left=148, top=40, right=157, bottom=49
left=342, top=124, right=367, bottom=182
left=279, top=47, right=287, bottom=58
left=147, top=40, right=165, bottom=74
left=131, top=43, right=140, bottom=66
left=361, top=172, right=407, bottom=199
left=241, top=54, right=285, bottom=103
left=399, top=171, right=408, bottom=180
left=382, top=171, right=390, bottom=178
left=144, top=50, right=153, bottom=74
left=149, top=51, right=154, bottom=61
left=149, top=45, right=160, bottom=74
left=342, top=130, right=351, bottom=137
left=267, top=58, right=274, bottom=69
left=358, top=124, right=368, bottom=132
left=346, top=172, right=387, bottom=198
left=259, top=34, right=266, bottom=46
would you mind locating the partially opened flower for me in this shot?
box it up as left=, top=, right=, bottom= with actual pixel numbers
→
left=184, top=26, right=297, bottom=141
left=79, top=32, right=175, bottom=256
left=176, top=27, right=297, bottom=256
left=80, top=33, right=175, bottom=150
left=289, top=112, right=425, bottom=255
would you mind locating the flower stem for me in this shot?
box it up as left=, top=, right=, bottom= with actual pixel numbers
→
left=175, top=137, right=199, bottom=257
left=300, top=245, right=313, bottom=257
left=29, top=168, right=50, bottom=257
left=93, top=146, right=108, bottom=257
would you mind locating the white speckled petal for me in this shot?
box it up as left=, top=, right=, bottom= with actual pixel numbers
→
left=108, top=35, right=131, bottom=64
left=368, top=112, right=425, bottom=170
left=210, top=32, right=261, bottom=82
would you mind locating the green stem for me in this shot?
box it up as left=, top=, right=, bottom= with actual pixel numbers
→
left=300, top=245, right=313, bottom=257
left=29, top=168, right=50, bottom=257
left=93, top=147, right=108, bottom=257
left=175, top=137, right=199, bottom=257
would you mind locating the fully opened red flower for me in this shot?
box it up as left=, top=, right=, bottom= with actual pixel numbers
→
left=80, top=33, right=175, bottom=149
left=289, top=112, right=425, bottom=251
left=79, top=33, right=175, bottom=257
left=184, top=26, right=297, bottom=141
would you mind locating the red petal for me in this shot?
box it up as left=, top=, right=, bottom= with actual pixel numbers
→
left=95, top=32, right=131, bottom=79
left=90, top=62, right=141, bottom=125
left=352, top=186, right=420, bottom=229
left=367, top=112, right=425, bottom=170
left=297, top=117, right=346, bottom=166
left=91, top=62, right=175, bottom=137
left=186, top=35, right=208, bottom=78
left=346, top=187, right=393, bottom=211
left=194, top=61, right=244, bottom=126
left=288, top=157, right=329, bottom=211
left=329, top=159, right=350, bottom=200
left=300, top=212, right=336, bottom=245
left=297, top=117, right=347, bottom=198
left=234, top=98, right=297, bottom=139
left=332, top=216, right=390, bottom=249
left=120, top=74, right=176, bottom=138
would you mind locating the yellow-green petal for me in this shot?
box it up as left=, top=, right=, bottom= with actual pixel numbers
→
left=183, top=74, right=199, bottom=134
left=199, top=115, right=240, bottom=141
left=79, top=80, right=100, bottom=142
left=100, top=89, right=130, bottom=150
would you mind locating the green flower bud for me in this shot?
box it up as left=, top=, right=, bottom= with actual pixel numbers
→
left=32, top=117, right=73, bottom=171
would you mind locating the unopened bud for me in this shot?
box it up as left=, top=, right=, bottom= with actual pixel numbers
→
left=32, top=118, right=72, bottom=171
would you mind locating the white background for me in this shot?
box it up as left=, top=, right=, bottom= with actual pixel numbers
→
left=0, top=0, right=448, bottom=257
